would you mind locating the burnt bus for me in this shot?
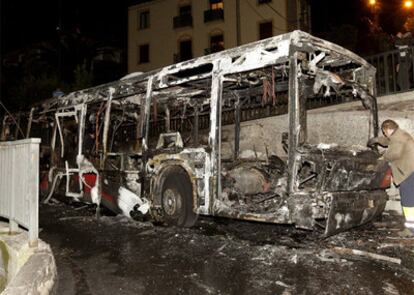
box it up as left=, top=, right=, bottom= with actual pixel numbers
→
left=1, top=31, right=391, bottom=235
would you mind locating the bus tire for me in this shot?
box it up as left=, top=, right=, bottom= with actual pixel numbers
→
left=160, top=167, right=198, bottom=227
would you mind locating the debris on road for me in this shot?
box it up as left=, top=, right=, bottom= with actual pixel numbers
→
left=332, top=246, right=402, bottom=265
left=39, top=203, right=414, bottom=295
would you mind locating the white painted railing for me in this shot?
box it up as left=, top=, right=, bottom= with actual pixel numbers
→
left=0, top=138, right=40, bottom=247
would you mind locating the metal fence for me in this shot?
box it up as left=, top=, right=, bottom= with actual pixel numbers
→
left=0, top=138, right=41, bottom=247
left=366, top=47, right=414, bottom=97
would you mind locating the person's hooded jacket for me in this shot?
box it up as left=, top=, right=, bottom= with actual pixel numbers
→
left=376, top=128, right=414, bottom=185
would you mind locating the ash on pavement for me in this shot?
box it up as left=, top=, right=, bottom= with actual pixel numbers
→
left=40, top=202, right=414, bottom=295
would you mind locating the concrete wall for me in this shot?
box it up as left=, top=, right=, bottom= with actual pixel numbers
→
left=221, top=110, right=374, bottom=160
left=221, top=92, right=414, bottom=160
left=310, top=91, right=414, bottom=135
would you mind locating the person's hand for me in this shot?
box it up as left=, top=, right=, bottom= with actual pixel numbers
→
left=367, top=137, right=379, bottom=147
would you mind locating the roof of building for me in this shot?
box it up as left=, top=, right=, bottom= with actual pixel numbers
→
left=128, top=0, right=153, bottom=7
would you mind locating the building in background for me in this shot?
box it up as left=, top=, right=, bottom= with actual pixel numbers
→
left=128, top=0, right=311, bottom=73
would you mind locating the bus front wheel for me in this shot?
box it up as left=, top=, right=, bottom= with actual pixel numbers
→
left=160, top=167, right=198, bottom=227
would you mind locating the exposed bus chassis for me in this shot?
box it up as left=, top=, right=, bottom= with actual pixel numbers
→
left=1, top=31, right=391, bottom=236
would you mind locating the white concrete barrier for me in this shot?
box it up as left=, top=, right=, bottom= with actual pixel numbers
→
left=0, top=138, right=40, bottom=246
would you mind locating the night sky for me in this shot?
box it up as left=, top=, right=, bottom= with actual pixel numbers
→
left=0, top=0, right=410, bottom=56
left=311, top=1, right=360, bottom=33
left=312, top=0, right=410, bottom=35
left=1, top=0, right=129, bottom=53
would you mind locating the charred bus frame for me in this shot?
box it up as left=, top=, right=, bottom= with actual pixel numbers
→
left=1, top=31, right=390, bottom=235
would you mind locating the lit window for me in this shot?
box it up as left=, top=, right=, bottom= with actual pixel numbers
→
left=210, top=0, right=224, bottom=10
left=138, top=11, right=150, bottom=30
left=138, top=44, right=149, bottom=64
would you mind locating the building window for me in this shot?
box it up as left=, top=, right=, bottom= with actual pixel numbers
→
left=259, top=21, right=273, bottom=40
left=205, top=0, right=224, bottom=22
left=138, top=11, right=150, bottom=30
left=210, top=0, right=224, bottom=10
left=179, top=39, right=193, bottom=61
left=210, top=34, right=224, bottom=53
left=174, top=5, right=193, bottom=28
left=138, top=44, right=149, bottom=64
left=258, top=0, right=272, bottom=4
left=179, top=5, right=192, bottom=16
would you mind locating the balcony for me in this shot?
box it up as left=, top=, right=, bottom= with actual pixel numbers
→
left=204, top=48, right=212, bottom=55
left=174, top=53, right=193, bottom=63
left=204, top=9, right=224, bottom=23
left=173, top=14, right=193, bottom=29
left=204, top=46, right=224, bottom=55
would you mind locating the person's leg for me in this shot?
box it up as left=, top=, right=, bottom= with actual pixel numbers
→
left=400, top=62, right=410, bottom=90
left=399, top=173, right=414, bottom=233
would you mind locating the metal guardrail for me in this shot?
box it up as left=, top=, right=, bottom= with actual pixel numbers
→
left=0, top=138, right=41, bottom=247
left=366, top=47, right=414, bottom=97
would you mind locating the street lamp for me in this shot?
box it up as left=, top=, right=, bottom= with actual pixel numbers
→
left=404, top=0, right=413, bottom=9
left=368, top=0, right=379, bottom=12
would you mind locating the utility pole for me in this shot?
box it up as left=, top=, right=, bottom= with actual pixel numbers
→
left=236, top=0, right=241, bottom=46
left=57, top=0, right=63, bottom=81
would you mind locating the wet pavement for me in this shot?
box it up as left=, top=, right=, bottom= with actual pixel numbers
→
left=39, top=202, right=414, bottom=295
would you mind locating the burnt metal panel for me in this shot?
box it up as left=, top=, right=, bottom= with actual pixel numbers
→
left=325, top=190, right=388, bottom=236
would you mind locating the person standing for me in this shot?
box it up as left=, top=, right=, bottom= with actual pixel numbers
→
left=368, top=119, right=414, bottom=234
left=395, top=32, right=413, bottom=91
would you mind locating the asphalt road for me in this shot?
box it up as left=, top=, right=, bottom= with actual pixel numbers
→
left=40, top=202, right=414, bottom=295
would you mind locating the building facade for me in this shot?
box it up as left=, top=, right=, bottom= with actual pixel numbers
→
left=128, top=0, right=311, bottom=73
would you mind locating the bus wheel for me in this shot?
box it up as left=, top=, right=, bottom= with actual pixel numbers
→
left=160, top=167, right=198, bottom=227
